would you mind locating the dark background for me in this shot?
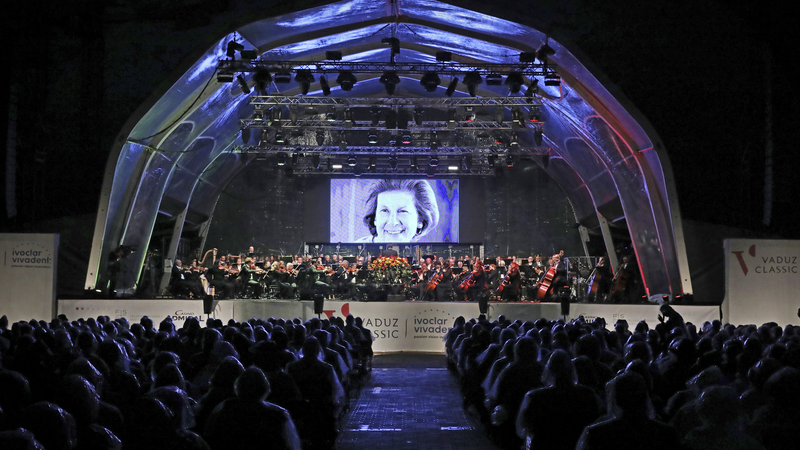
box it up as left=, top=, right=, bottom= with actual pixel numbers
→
left=2, top=0, right=797, bottom=297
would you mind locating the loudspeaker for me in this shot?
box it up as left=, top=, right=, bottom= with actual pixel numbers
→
left=560, top=295, right=570, bottom=317
left=478, top=293, right=489, bottom=315
left=203, top=295, right=218, bottom=315
left=299, top=289, right=315, bottom=300
left=313, top=295, right=324, bottom=315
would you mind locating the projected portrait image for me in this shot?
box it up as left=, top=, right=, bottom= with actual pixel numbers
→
left=330, top=179, right=458, bottom=243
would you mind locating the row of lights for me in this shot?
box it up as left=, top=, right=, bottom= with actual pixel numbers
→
left=224, top=42, right=560, bottom=97
left=271, top=152, right=536, bottom=173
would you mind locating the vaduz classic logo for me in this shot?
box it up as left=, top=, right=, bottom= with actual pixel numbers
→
left=732, top=245, right=756, bottom=276
left=732, top=244, right=799, bottom=275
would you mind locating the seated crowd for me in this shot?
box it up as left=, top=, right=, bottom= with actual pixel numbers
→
left=446, top=304, right=800, bottom=450
left=0, top=313, right=374, bottom=450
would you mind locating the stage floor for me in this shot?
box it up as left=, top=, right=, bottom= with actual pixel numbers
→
left=58, top=298, right=719, bottom=353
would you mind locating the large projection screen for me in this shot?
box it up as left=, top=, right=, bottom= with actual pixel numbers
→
left=330, top=179, right=459, bottom=243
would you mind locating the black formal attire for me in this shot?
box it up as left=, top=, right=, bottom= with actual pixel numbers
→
left=434, top=267, right=453, bottom=302
left=466, top=269, right=488, bottom=302
left=381, top=248, right=399, bottom=257
left=239, top=264, right=263, bottom=298
left=207, top=266, right=235, bottom=299
left=499, top=270, right=521, bottom=302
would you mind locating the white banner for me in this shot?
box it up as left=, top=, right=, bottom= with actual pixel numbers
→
left=1, top=233, right=58, bottom=323
left=58, top=299, right=234, bottom=327
left=724, top=239, right=800, bottom=326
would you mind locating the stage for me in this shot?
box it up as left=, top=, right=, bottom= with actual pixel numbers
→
left=58, top=298, right=720, bottom=353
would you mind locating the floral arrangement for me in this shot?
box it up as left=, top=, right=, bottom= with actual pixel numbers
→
left=368, top=255, right=412, bottom=284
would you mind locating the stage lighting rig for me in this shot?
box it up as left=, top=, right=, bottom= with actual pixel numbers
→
left=236, top=74, right=250, bottom=94
left=277, top=152, right=287, bottom=166
left=445, top=77, right=459, bottom=97
left=525, top=79, right=539, bottom=99
left=534, top=128, right=544, bottom=146
left=462, top=72, right=483, bottom=97
left=325, top=50, right=343, bottom=60
left=369, top=156, right=377, bottom=167
left=462, top=154, right=473, bottom=170
left=315, top=129, right=325, bottom=146
left=436, top=51, right=452, bottom=62
left=414, top=106, right=425, bottom=126
left=505, top=72, right=525, bottom=94
left=544, top=74, right=561, bottom=86
left=368, top=128, right=379, bottom=144
left=389, top=153, right=398, bottom=170
left=294, top=70, right=315, bottom=95
left=226, top=41, right=244, bottom=58
left=485, top=74, right=502, bottom=86
left=380, top=71, right=401, bottom=96
left=292, top=152, right=301, bottom=165
left=537, top=43, right=555, bottom=64
left=530, top=106, right=542, bottom=123
left=253, top=69, right=271, bottom=95
left=319, top=75, right=331, bottom=96
left=347, top=153, right=357, bottom=167
left=420, top=72, right=440, bottom=92
left=337, top=71, right=357, bottom=91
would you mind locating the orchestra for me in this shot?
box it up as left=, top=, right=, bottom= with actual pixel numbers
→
left=167, top=246, right=641, bottom=304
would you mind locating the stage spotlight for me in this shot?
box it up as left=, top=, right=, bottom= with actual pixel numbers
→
left=325, top=50, right=343, bottom=60
left=506, top=155, right=514, bottom=168
left=512, top=108, right=525, bottom=127
left=414, top=106, right=424, bottom=126
left=493, top=135, right=503, bottom=146
left=510, top=132, right=519, bottom=147
left=495, top=107, right=504, bottom=124
left=236, top=74, right=250, bottom=94
left=274, top=132, right=285, bottom=144
left=217, top=72, right=234, bottom=83
left=464, top=107, right=475, bottom=122
left=271, top=107, right=282, bottom=126
left=382, top=37, right=401, bottom=55
left=420, top=72, right=440, bottom=92
left=315, top=129, right=325, bottom=146
left=462, top=72, right=483, bottom=97
left=253, top=69, right=271, bottom=95
left=368, top=128, right=379, bottom=144
left=505, top=72, right=525, bottom=94
left=370, top=106, right=382, bottom=126
left=226, top=41, right=244, bottom=58
left=385, top=109, right=398, bottom=129
left=448, top=165, right=459, bottom=171
left=488, top=154, right=497, bottom=167
left=277, top=152, right=287, bottom=166
left=445, top=77, right=459, bottom=97
left=331, top=163, right=343, bottom=170
left=485, top=74, right=502, bottom=86
left=410, top=156, right=418, bottom=169
left=312, top=154, right=321, bottom=168
left=447, top=108, right=457, bottom=129
left=529, top=106, right=541, bottom=123
left=389, top=153, right=398, bottom=170
left=380, top=71, right=401, bottom=95
left=326, top=107, right=337, bottom=122
left=347, top=153, right=357, bottom=167
left=430, top=130, right=439, bottom=151
left=339, top=131, right=348, bottom=151
left=292, top=152, right=301, bottom=165
left=252, top=108, right=264, bottom=121
left=259, top=129, right=268, bottom=145
left=525, top=79, right=539, bottom=99
left=537, top=43, right=555, bottom=63
left=294, top=70, right=315, bottom=95
left=462, top=154, right=472, bottom=170
left=436, top=51, right=452, bottom=61
left=542, top=153, right=550, bottom=168
left=519, top=51, right=537, bottom=63
left=430, top=154, right=439, bottom=167
left=343, top=108, right=354, bottom=128
left=336, top=71, right=357, bottom=91
left=369, top=156, right=377, bottom=167
left=426, top=165, right=436, bottom=177
left=319, top=75, right=331, bottom=96
left=240, top=49, right=258, bottom=60
left=353, top=165, right=363, bottom=176
left=544, top=74, right=561, bottom=86
left=534, top=128, right=544, bottom=146
left=402, top=132, right=412, bottom=145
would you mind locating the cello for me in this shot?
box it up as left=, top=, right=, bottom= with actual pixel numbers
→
left=536, top=266, right=556, bottom=301
left=426, top=271, right=443, bottom=292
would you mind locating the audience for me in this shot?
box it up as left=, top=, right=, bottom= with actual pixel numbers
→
left=445, top=305, right=800, bottom=450
left=0, top=313, right=371, bottom=450
left=2, top=304, right=799, bottom=450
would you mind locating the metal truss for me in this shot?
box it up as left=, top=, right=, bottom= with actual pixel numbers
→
left=241, top=119, right=537, bottom=131
left=218, top=60, right=558, bottom=77
left=233, top=145, right=547, bottom=156
left=249, top=96, right=543, bottom=107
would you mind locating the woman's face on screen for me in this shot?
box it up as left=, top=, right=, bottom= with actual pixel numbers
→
left=375, top=190, right=421, bottom=242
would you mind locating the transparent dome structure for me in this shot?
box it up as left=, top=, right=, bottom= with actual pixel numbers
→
left=85, top=0, right=693, bottom=300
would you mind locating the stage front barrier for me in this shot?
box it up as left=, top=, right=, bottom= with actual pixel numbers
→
left=59, top=299, right=719, bottom=353
left=58, top=299, right=235, bottom=327
left=1, top=233, right=59, bottom=323
left=723, top=239, right=800, bottom=327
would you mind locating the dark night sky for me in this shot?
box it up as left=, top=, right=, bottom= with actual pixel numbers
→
left=2, top=0, right=799, bottom=238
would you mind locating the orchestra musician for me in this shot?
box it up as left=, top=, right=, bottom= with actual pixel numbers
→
left=433, top=261, right=453, bottom=302
left=240, top=257, right=263, bottom=298
left=169, top=259, right=204, bottom=299
left=497, top=260, right=522, bottom=302
left=587, top=256, right=612, bottom=303
left=207, top=260, right=235, bottom=299
left=463, top=260, right=488, bottom=302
